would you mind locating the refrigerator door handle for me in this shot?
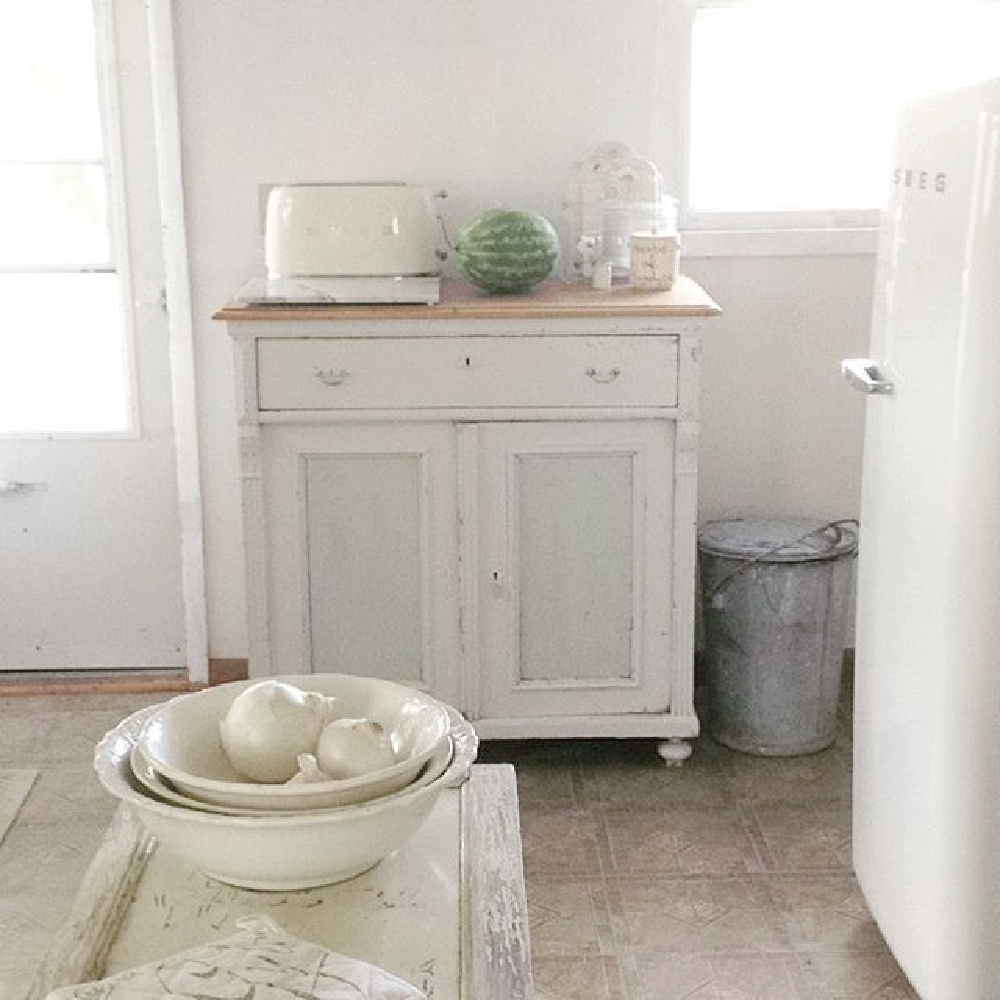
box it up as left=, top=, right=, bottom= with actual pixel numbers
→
left=841, top=358, right=895, bottom=395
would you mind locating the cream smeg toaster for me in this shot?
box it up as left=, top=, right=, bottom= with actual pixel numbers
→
left=265, top=183, right=444, bottom=279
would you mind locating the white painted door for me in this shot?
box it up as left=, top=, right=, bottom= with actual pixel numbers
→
left=0, top=1, right=186, bottom=671
left=474, top=421, right=674, bottom=720
left=261, top=422, right=461, bottom=706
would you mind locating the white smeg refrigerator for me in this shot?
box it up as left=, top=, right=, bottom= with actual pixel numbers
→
left=843, top=77, right=1000, bottom=999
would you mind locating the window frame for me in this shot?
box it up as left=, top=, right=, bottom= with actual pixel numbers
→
left=94, top=0, right=143, bottom=439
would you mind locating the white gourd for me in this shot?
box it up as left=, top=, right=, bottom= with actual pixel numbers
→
left=219, top=680, right=334, bottom=783
left=316, top=717, right=396, bottom=779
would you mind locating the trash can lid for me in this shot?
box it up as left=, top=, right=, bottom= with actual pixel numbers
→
left=698, top=517, right=858, bottom=563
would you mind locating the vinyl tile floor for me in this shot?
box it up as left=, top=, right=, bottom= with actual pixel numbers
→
left=477, top=680, right=920, bottom=1000
left=0, top=681, right=918, bottom=1000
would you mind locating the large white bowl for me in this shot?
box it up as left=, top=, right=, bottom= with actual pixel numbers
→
left=95, top=702, right=478, bottom=890
left=137, top=675, right=451, bottom=811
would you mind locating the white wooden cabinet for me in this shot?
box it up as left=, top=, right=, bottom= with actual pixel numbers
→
left=217, top=277, right=720, bottom=760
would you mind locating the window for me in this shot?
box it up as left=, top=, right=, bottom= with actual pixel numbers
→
left=0, top=0, right=132, bottom=434
left=686, top=0, right=1000, bottom=231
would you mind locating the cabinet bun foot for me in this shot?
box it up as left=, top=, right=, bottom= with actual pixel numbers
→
left=656, top=738, right=692, bottom=766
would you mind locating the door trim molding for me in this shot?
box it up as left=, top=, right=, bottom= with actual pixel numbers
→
left=147, top=0, right=208, bottom=684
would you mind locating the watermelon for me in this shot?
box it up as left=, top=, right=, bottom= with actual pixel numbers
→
left=455, top=209, right=560, bottom=294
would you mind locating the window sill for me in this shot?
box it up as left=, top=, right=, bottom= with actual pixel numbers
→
left=680, top=227, right=879, bottom=258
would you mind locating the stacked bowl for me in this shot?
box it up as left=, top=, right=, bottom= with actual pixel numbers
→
left=94, top=674, right=477, bottom=890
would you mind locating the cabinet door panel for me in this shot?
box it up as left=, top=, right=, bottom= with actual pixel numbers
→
left=262, top=423, right=460, bottom=704
left=476, top=422, right=674, bottom=719
left=305, top=454, right=424, bottom=684
left=518, top=452, right=633, bottom=682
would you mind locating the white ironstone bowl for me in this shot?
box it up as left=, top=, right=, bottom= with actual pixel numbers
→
left=136, top=674, right=452, bottom=811
left=95, top=702, right=477, bottom=890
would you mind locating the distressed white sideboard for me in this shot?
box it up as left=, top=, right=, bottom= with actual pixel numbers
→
left=215, top=276, right=720, bottom=761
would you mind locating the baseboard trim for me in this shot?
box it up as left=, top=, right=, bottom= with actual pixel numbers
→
left=0, top=659, right=249, bottom=697
left=0, top=670, right=193, bottom=697
left=206, top=658, right=250, bottom=685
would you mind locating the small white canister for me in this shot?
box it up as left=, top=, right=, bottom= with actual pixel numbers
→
left=629, top=231, right=680, bottom=290
left=628, top=197, right=679, bottom=291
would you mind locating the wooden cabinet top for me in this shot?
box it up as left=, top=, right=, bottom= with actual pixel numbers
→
left=214, top=275, right=721, bottom=323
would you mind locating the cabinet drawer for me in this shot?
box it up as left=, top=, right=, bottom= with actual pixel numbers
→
left=257, top=336, right=678, bottom=410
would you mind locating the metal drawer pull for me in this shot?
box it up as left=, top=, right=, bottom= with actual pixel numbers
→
left=586, top=366, right=622, bottom=384
left=0, top=479, right=47, bottom=494
left=313, top=366, right=351, bottom=387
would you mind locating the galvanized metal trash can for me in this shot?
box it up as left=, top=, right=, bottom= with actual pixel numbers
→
left=698, top=518, right=858, bottom=755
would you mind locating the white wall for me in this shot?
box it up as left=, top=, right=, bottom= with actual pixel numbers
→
left=688, top=254, right=874, bottom=522
left=173, top=0, right=873, bottom=657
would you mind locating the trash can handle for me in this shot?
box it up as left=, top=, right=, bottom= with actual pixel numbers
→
left=702, top=518, right=859, bottom=601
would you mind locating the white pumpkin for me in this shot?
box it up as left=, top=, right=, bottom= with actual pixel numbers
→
left=316, top=717, right=396, bottom=779
left=219, top=680, right=334, bottom=783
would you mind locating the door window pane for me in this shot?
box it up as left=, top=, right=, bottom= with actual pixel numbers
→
left=0, top=164, right=110, bottom=268
left=0, top=0, right=103, bottom=160
left=0, top=0, right=130, bottom=434
left=0, top=273, right=129, bottom=434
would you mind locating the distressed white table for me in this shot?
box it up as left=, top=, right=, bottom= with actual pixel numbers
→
left=29, top=764, right=530, bottom=1000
